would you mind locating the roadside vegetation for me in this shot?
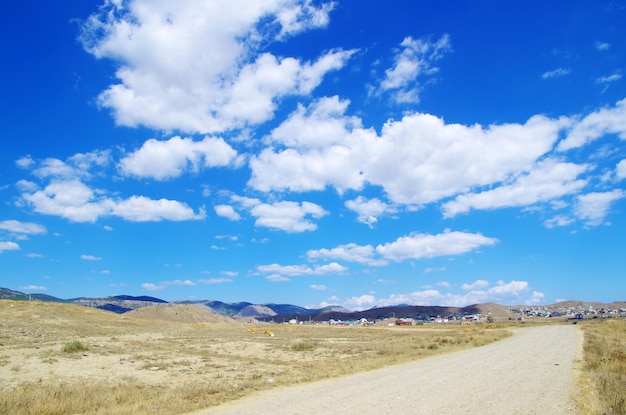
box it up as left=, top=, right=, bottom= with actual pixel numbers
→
left=0, top=300, right=511, bottom=415
left=577, top=319, right=626, bottom=415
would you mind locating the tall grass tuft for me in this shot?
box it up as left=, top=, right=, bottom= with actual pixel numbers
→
left=62, top=340, right=87, bottom=353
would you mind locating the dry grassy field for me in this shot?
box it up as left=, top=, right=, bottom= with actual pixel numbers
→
left=576, top=319, right=626, bottom=415
left=0, top=300, right=512, bottom=415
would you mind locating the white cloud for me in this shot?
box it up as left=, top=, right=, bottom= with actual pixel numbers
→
left=541, top=68, right=571, bottom=79
left=22, top=180, right=205, bottom=223
left=595, top=41, right=610, bottom=51
left=595, top=73, right=622, bottom=84
left=307, top=243, right=388, bottom=266
left=258, top=262, right=347, bottom=277
left=111, top=196, right=206, bottom=222
left=81, top=254, right=102, bottom=261
left=119, top=136, right=242, bottom=180
left=251, top=97, right=568, bottom=207
left=558, top=98, right=626, bottom=151
left=19, top=285, right=47, bottom=291
left=488, top=280, right=528, bottom=296
left=308, top=230, right=497, bottom=265
left=142, top=283, right=166, bottom=291
left=220, top=271, right=238, bottom=277
left=165, top=279, right=196, bottom=286
left=379, top=34, right=452, bottom=103
left=525, top=291, right=545, bottom=305
left=441, top=158, right=589, bottom=217
left=267, top=274, right=290, bottom=282
left=461, top=280, right=489, bottom=291
left=0, top=220, right=46, bottom=235
left=375, top=230, right=498, bottom=262
left=343, top=280, right=535, bottom=310
left=345, top=196, right=394, bottom=227
left=21, top=180, right=112, bottom=223
left=15, top=156, right=35, bottom=169
left=274, top=0, right=335, bottom=38
left=80, top=0, right=348, bottom=133
left=617, top=159, right=626, bottom=180
left=310, top=284, right=327, bottom=291
left=232, top=197, right=328, bottom=232
left=574, top=190, right=625, bottom=226
left=199, top=278, right=233, bottom=285
left=215, top=205, right=241, bottom=221
left=28, top=151, right=110, bottom=180
left=544, top=214, right=575, bottom=229
left=343, top=294, right=377, bottom=310
left=0, top=241, right=20, bottom=253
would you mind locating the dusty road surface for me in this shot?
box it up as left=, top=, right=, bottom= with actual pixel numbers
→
left=193, top=325, right=581, bottom=415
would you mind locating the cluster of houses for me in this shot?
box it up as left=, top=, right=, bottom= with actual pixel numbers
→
left=325, top=312, right=488, bottom=327
left=509, top=305, right=626, bottom=320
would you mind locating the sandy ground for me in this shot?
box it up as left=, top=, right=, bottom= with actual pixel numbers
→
left=195, top=325, right=582, bottom=415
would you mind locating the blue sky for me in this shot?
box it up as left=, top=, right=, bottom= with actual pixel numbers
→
left=1, top=0, right=625, bottom=309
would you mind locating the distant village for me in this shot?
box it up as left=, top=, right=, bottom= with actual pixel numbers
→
left=315, top=304, right=626, bottom=326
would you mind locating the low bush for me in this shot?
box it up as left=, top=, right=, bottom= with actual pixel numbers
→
left=62, top=340, right=87, bottom=353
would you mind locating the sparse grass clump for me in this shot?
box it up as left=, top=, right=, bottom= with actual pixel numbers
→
left=292, top=341, right=316, bottom=351
left=577, top=319, right=626, bottom=415
left=62, top=340, right=87, bottom=353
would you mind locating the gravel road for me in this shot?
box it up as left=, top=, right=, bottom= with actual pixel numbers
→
left=197, top=325, right=581, bottom=415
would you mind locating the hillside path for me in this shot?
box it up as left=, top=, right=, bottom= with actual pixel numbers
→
left=193, top=325, right=581, bottom=415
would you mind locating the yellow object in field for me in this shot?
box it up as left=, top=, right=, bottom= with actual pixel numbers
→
left=264, top=330, right=274, bottom=337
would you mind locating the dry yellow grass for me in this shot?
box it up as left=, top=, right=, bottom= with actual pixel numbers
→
left=576, top=319, right=626, bottom=415
left=0, top=300, right=512, bottom=415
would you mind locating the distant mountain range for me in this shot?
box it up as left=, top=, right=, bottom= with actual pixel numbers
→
left=2, top=287, right=623, bottom=321
left=0, top=287, right=350, bottom=319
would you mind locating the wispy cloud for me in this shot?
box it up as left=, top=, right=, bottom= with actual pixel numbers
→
left=81, top=254, right=102, bottom=261
left=541, top=67, right=571, bottom=79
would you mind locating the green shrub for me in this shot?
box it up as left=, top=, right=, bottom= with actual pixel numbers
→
left=62, top=340, right=87, bottom=353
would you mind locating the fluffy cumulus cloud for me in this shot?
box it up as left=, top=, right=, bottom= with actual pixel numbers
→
left=111, top=196, right=206, bottom=222
left=250, top=96, right=571, bottom=207
left=342, top=280, right=538, bottom=310
left=80, top=0, right=351, bottom=133
left=0, top=241, right=20, bottom=253
left=231, top=196, right=328, bottom=232
left=441, top=158, right=590, bottom=217
left=214, top=205, right=242, bottom=221
left=307, top=230, right=497, bottom=265
left=375, top=230, right=498, bottom=262
left=345, top=196, right=395, bottom=227
left=119, top=136, right=242, bottom=180
left=17, top=155, right=206, bottom=223
left=462, top=280, right=489, bottom=291
left=558, top=98, right=626, bottom=151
